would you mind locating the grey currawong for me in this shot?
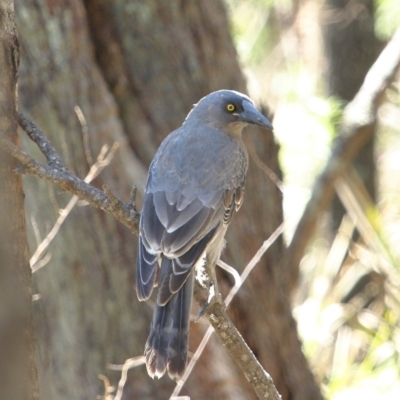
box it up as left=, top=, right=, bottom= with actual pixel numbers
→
left=136, top=90, right=273, bottom=379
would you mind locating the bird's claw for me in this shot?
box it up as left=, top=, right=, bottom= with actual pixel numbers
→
left=195, top=283, right=225, bottom=322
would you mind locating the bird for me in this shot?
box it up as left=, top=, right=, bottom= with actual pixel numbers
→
left=136, top=89, right=273, bottom=380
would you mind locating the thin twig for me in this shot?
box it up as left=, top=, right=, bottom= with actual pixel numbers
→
left=247, top=139, right=285, bottom=192
left=224, top=222, right=285, bottom=306
left=217, top=259, right=241, bottom=289
left=30, top=144, right=118, bottom=271
left=98, top=374, right=115, bottom=400
left=74, top=105, right=93, bottom=166
left=129, top=185, right=137, bottom=211
left=106, top=356, right=145, bottom=400
left=30, top=214, right=42, bottom=248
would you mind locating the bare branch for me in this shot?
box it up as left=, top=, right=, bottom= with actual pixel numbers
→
left=283, top=28, right=400, bottom=286
left=0, top=123, right=140, bottom=235
left=30, top=144, right=119, bottom=271
left=248, top=139, right=284, bottom=192
left=98, top=374, right=115, bottom=400
left=106, top=357, right=145, bottom=400
left=18, top=112, right=68, bottom=172
left=74, top=106, right=93, bottom=166
left=129, top=185, right=137, bottom=210
left=224, top=223, right=285, bottom=307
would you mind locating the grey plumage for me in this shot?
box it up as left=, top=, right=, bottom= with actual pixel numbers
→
left=136, top=90, right=272, bottom=379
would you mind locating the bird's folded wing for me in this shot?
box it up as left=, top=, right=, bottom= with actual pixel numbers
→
left=139, top=187, right=221, bottom=305
left=141, top=187, right=221, bottom=259
left=138, top=132, right=247, bottom=303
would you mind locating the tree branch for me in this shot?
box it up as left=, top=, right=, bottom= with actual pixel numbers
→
left=0, top=114, right=281, bottom=399
left=193, top=262, right=281, bottom=400
left=283, top=27, right=400, bottom=287
left=30, top=143, right=119, bottom=271
left=0, top=130, right=140, bottom=235
left=17, top=113, right=68, bottom=172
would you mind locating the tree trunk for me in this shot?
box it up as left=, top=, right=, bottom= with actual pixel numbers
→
left=322, top=0, right=379, bottom=232
left=15, top=0, right=322, bottom=399
left=0, top=1, right=39, bottom=399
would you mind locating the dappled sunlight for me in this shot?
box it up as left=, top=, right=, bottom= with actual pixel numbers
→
left=228, top=0, right=400, bottom=398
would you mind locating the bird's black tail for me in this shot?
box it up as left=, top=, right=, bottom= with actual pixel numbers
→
left=144, top=263, right=193, bottom=380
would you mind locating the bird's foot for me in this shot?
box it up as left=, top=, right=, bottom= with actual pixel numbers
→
left=195, top=282, right=225, bottom=322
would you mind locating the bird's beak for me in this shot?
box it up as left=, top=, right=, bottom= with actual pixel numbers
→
left=239, top=100, right=273, bottom=129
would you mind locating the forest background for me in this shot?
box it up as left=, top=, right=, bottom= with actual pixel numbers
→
left=0, top=0, right=400, bottom=399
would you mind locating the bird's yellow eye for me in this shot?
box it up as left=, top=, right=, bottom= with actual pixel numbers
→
left=226, top=104, right=236, bottom=112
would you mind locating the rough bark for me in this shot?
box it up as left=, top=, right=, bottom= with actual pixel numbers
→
left=16, top=1, right=152, bottom=399
left=0, top=1, right=39, bottom=399
left=14, top=0, right=321, bottom=399
left=322, top=0, right=379, bottom=232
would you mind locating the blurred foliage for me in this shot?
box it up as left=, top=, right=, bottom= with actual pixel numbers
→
left=226, top=0, right=278, bottom=64
left=225, top=0, right=400, bottom=398
left=375, top=0, right=400, bottom=40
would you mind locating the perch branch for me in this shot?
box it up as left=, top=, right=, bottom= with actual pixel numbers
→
left=283, top=27, right=400, bottom=286
left=0, top=113, right=281, bottom=400
left=172, top=223, right=284, bottom=398
left=193, top=279, right=280, bottom=400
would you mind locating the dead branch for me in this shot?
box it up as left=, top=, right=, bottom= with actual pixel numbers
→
left=30, top=143, right=119, bottom=271
left=283, top=28, right=400, bottom=287
left=107, top=357, right=145, bottom=400
left=0, top=113, right=281, bottom=400
left=18, top=113, right=68, bottom=172
left=0, top=121, right=140, bottom=235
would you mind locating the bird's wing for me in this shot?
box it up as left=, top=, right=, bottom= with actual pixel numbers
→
left=138, top=182, right=223, bottom=305
left=137, top=129, right=248, bottom=304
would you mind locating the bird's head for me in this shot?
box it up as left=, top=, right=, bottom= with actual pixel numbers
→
left=185, top=90, right=273, bottom=136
